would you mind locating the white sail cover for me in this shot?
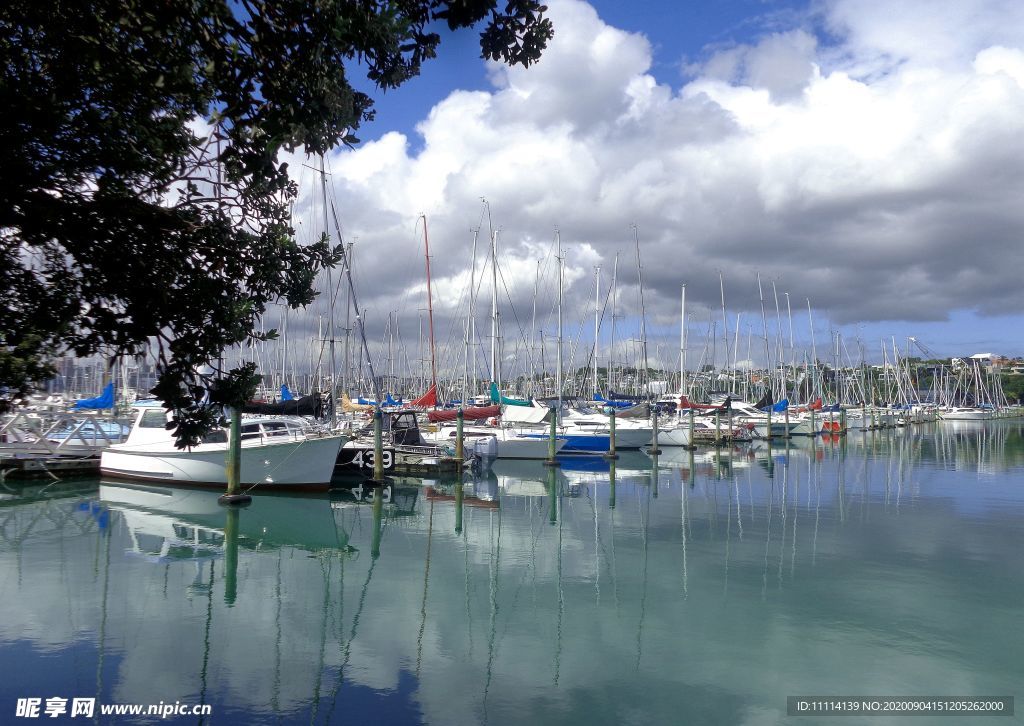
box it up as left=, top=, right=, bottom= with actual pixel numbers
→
left=500, top=405, right=551, bottom=424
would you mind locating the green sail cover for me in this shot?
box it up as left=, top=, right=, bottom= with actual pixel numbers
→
left=490, top=382, right=532, bottom=406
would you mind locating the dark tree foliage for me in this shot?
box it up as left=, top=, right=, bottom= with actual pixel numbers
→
left=0, top=0, right=552, bottom=445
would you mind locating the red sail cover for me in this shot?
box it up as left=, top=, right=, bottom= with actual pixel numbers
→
left=427, top=405, right=501, bottom=423
left=410, top=384, right=437, bottom=407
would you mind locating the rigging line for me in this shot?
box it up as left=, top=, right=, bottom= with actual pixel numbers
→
left=573, top=276, right=616, bottom=397
left=238, top=434, right=332, bottom=494
left=327, top=198, right=382, bottom=404
left=493, top=260, right=533, bottom=382
left=324, top=540, right=379, bottom=717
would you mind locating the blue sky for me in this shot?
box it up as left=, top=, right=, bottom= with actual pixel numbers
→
left=357, top=1, right=804, bottom=148
left=298, top=0, right=1024, bottom=372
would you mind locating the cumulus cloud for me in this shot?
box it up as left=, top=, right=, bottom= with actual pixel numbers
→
left=278, top=0, right=1024, bottom=383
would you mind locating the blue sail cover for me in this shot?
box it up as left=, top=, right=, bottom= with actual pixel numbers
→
left=594, top=393, right=634, bottom=408
left=72, top=382, right=115, bottom=409
left=772, top=399, right=789, bottom=413
left=355, top=394, right=403, bottom=406
left=280, top=384, right=294, bottom=401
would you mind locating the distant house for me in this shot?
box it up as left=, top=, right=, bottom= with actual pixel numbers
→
left=952, top=353, right=1002, bottom=373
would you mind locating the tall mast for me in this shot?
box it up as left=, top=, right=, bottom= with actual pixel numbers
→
left=785, top=292, right=794, bottom=398
left=745, top=323, right=753, bottom=400
left=469, top=227, right=480, bottom=397
left=718, top=272, right=728, bottom=379
left=530, top=258, right=541, bottom=398
left=633, top=225, right=650, bottom=398
left=772, top=280, right=783, bottom=399
left=680, top=284, right=687, bottom=395
left=609, top=254, right=618, bottom=394
left=593, top=265, right=601, bottom=397
left=807, top=298, right=818, bottom=400
left=387, top=312, right=394, bottom=388
left=342, top=241, right=353, bottom=400
left=757, top=272, right=771, bottom=392
left=421, top=214, right=438, bottom=402
left=462, top=317, right=469, bottom=405
left=490, top=227, right=500, bottom=394
left=556, top=230, right=563, bottom=411
left=282, top=307, right=289, bottom=393
left=732, top=312, right=742, bottom=381
left=320, top=153, right=337, bottom=425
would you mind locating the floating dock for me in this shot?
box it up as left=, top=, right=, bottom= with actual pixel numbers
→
left=0, top=453, right=101, bottom=481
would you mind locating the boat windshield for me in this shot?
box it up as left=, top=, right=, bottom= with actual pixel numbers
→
left=139, top=410, right=168, bottom=428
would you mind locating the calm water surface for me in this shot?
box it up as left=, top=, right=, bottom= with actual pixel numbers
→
left=1, top=422, right=1022, bottom=725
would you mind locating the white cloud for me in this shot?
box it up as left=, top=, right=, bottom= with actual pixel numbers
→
left=698, top=29, right=818, bottom=101
left=286, top=0, right=1024, bottom=376
left=823, top=0, right=1024, bottom=72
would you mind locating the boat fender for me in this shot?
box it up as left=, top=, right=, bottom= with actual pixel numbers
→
left=486, top=417, right=498, bottom=426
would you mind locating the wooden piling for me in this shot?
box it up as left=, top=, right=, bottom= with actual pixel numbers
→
left=604, top=408, right=619, bottom=459
left=218, top=407, right=251, bottom=506
left=372, top=408, right=384, bottom=481
left=455, top=408, right=465, bottom=461
left=649, top=409, right=662, bottom=455
left=543, top=406, right=561, bottom=467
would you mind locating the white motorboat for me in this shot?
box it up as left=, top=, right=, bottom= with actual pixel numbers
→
left=101, top=405, right=346, bottom=489
left=939, top=407, right=994, bottom=421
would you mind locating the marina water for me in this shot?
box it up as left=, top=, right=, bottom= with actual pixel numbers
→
left=1, top=421, right=1022, bottom=724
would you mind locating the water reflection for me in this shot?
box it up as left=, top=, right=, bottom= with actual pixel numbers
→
left=0, top=423, right=1022, bottom=724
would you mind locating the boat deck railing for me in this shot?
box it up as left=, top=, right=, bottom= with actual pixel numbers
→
left=239, top=427, right=339, bottom=446
left=1, top=410, right=131, bottom=456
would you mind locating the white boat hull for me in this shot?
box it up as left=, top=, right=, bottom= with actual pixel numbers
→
left=493, top=434, right=566, bottom=459
left=940, top=408, right=994, bottom=421
left=423, top=425, right=564, bottom=459
left=652, top=424, right=692, bottom=447
left=420, top=428, right=499, bottom=458
left=101, top=434, right=346, bottom=489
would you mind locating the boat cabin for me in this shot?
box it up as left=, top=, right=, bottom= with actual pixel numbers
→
left=124, top=404, right=311, bottom=448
